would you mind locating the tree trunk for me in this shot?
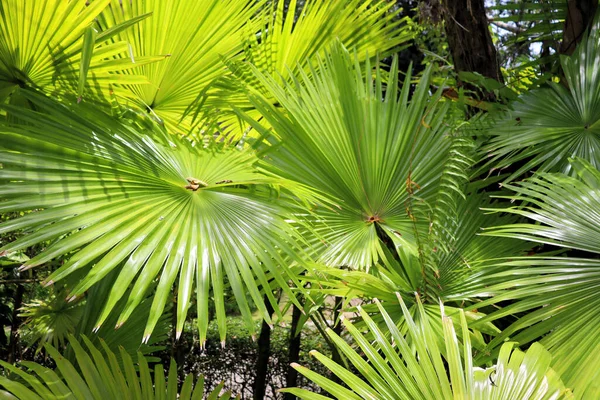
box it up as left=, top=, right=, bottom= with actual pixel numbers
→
left=7, top=283, right=25, bottom=364
left=330, top=296, right=344, bottom=384
left=560, top=0, right=598, bottom=55
left=442, top=0, right=503, bottom=89
left=253, top=295, right=276, bottom=400
left=284, top=303, right=303, bottom=400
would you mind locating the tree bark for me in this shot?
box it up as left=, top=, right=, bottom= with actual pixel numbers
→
left=253, top=295, right=276, bottom=400
left=283, top=303, right=303, bottom=400
left=442, top=0, right=503, bottom=88
left=560, top=0, right=598, bottom=55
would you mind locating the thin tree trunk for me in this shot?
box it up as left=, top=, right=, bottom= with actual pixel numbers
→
left=442, top=0, right=503, bottom=90
left=329, top=296, right=344, bottom=385
left=7, top=283, right=25, bottom=364
left=284, top=303, right=303, bottom=399
left=560, top=0, right=598, bottom=55
left=253, top=294, right=276, bottom=400
left=540, top=41, right=552, bottom=74
left=0, top=279, right=41, bottom=284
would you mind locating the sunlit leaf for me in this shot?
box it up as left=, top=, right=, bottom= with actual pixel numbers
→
left=0, top=89, right=308, bottom=344
left=283, top=295, right=571, bottom=400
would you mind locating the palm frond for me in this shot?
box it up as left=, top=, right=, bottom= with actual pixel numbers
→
left=0, top=89, right=307, bottom=344
left=242, top=42, right=454, bottom=271
left=193, top=0, right=413, bottom=139
left=72, top=269, right=171, bottom=361
left=302, top=193, right=530, bottom=345
left=464, top=158, right=600, bottom=396
left=483, top=158, right=600, bottom=253
left=19, top=287, right=85, bottom=350
left=97, top=0, right=265, bottom=133
left=488, top=0, right=566, bottom=48
left=0, top=0, right=154, bottom=104
left=415, top=119, right=478, bottom=293
left=481, top=15, right=600, bottom=182
left=0, top=334, right=232, bottom=400
left=282, top=294, right=571, bottom=400
left=19, top=277, right=170, bottom=361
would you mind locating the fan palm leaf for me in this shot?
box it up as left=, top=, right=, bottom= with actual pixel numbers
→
left=0, top=89, right=307, bottom=344
left=0, top=0, right=158, bottom=104
left=481, top=15, right=600, bottom=182
left=97, top=0, right=265, bottom=133
left=244, top=0, right=409, bottom=81
left=242, top=42, right=454, bottom=272
left=239, top=46, right=535, bottom=345
left=460, top=158, right=600, bottom=397
left=282, top=294, right=572, bottom=400
left=19, top=288, right=85, bottom=350
left=70, top=269, right=170, bottom=361
left=488, top=0, right=566, bottom=50
left=300, top=193, right=530, bottom=350
left=0, top=334, right=232, bottom=400
left=193, top=0, right=413, bottom=139
left=19, top=271, right=171, bottom=360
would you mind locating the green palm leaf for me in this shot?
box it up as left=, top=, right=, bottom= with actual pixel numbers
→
left=71, top=270, right=171, bottom=361
left=465, top=158, right=600, bottom=397
left=194, top=0, right=413, bottom=139
left=282, top=295, right=572, bottom=400
left=0, top=334, right=232, bottom=400
left=481, top=15, right=600, bottom=181
left=97, top=0, right=265, bottom=133
left=300, top=193, right=530, bottom=350
left=0, top=0, right=157, bottom=104
left=244, top=0, right=409, bottom=80
left=488, top=1, right=567, bottom=49
left=0, top=89, right=307, bottom=344
left=242, top=42, right=454, bottom=271
left=19, top=271, right=170, bottom=360
left=19, top=287, right=85, bottom=350
left=240, top=45, right=532, bottom=349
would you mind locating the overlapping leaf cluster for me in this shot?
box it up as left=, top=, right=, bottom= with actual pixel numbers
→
left=1, top=1, right=600, bottom=399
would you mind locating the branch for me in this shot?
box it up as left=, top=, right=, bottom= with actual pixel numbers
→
left=0, top=279, right=42, bottom=284
left=489, top=19, right=525, bottom=34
